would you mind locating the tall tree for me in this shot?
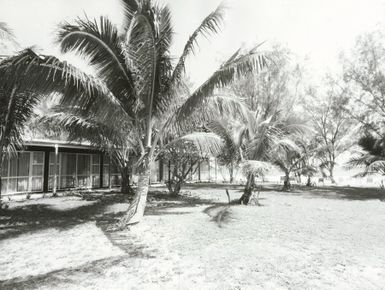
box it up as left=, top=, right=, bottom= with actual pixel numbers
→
left=219, top=45, right=305, bottom=202
left=160, top=132, right=223, bottom=196
left=305, top=80, right=354, bottom=183
left=342, top=30, right=385, bottom=139
left=0, top=1, right=266, bottom=224
left=0, top=23, right=24, bottom=206
left=207, top=118, right=244, bottom=183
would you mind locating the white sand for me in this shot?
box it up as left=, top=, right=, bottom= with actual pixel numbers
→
left=1, top=186, right=385, bottom=289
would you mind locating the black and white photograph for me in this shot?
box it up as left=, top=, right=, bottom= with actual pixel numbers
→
left=1, top=0, right=385, bottom=289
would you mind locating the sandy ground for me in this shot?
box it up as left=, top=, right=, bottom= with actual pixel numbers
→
left=1, top=184, right=385, bottom=289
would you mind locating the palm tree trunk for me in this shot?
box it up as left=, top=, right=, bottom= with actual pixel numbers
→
left=239, top=173, right=255, bottom=204
left=0, top=84, right=17, bottom=207
left=0, top=153, right=3, bottom=207
left=282, top=172, right=291, bottom=191
left=119, top=164, right=151, bottom=226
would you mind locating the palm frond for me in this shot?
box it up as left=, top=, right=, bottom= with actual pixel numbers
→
left=40, top=107, right=138, bottom=154
left=58, top=16, right=137, bottom=114
left=180, top=132, right=224, bottom=157
left=207, top=118, right=242, bottom=165
left=176, top=46, right=268, bottom=122
left=170, top=3, right=225, bottom=87
left=0, top=87, right=40, bottom=156
left=176, top=94, right=250, bottom=131
left=240, top=160, right=271, bottom=177
left=0, top=22, right=18, bottom=46
left=161, top=132, right=223, bottom=157
left=121, top=0, right=139, bottom=28
left=0, top=49, right=129, bottom=123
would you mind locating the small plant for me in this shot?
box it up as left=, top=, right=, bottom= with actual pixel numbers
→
left=0, top=200, right=9, bottom=210
left=248, top=186, right=262, bottom=206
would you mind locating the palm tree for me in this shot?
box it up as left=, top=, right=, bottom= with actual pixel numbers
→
left=237, top=114, right=298, bottom=203
left=0, top=1, right=267, bottom=224
left=0, top=23, right=24, bottom=206
left=0, top=85, right=40, bottom=205
left=207, top=118, right=244, bottom=183
left=348, top=134, right=385, bottom=177
left=271, top=124, right=313, bottom=190
left=208, top=106, right=299, bottom=203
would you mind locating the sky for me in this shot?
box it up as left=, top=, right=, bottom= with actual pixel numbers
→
left=1, top=0, right=385, bottom=85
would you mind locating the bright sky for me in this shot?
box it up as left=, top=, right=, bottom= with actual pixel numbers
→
left=1, top=0, right=385, bottom=85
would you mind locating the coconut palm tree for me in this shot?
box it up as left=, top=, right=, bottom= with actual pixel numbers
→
left=207, top=118, right=244, bottom=183
left=237, top=114, right=297, bottom=203
left=0, top=23, right=24, bottom=206
left=0, top=1, right=266, bottom=224
left=207, top=106, right=300, bottom=203
left=348, top=134, right=385, bottom=177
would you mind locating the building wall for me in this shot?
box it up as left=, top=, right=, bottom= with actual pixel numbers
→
left=0, top=145, right=164, bottom=196
left=1, top=151, right=45, bottom=194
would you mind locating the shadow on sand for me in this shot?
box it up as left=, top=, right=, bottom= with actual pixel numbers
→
left=260, top=183, right=385, bottom=201
left=0, top=255, right=129, bottom=290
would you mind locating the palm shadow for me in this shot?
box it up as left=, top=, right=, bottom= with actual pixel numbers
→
left=0, top=255, right=130, bottom=290
left=0, top=193, right=131, bottom=241
left=258, top=183, right=385, bottom=201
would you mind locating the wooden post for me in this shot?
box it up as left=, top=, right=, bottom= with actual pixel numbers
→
left=43, top=150, right=50, bottom=192
left=168, top=160, right=171, bottom=183
left=158, top=158, right=163, bottom=182
left=53, top=144, right=58, bottom=196
left=208, top=159, right=211, bottom=181
left=215, top=158, right=218, bottom=182
left=100, top=154, right=104, bottom=188
left=109, top=156, right=112, bottom=190
left=198, top=161, right=201, bottom=182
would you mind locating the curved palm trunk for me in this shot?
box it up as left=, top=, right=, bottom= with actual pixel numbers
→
left=0, top=156, right=3, bottom=207
left=119, top=164, right=151, bottom=226
left=239, top=173, right=255, bottom=204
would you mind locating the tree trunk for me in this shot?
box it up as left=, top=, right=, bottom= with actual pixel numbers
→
left=296, top=173, right=302, bottom=184
left=0, top=154, right=2, bottom=208
left=229, top=164, right=234, bottom=184
left=239, top=173, right=255, bottom=205
left=166, top=179, right=182, bottom=196
left=119, top=164, right=151, bottom=227
left=306, top=175, right=312, bottom=187
left=282, top=172, right=291, bottom=191
left=120, top=167, right=134, bottom=196
left=329, top=166, right=336, bottom=184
